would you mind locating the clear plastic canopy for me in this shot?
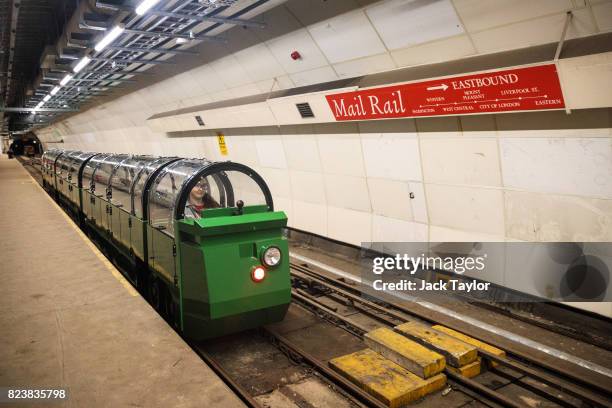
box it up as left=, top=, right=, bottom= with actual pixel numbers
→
left=68, top=152, right=97, bottom=186
left=148, top=160, right=273, bottom=236
left=131, top=157, right=179, bottom=218
left=82, top=153, right=112, bottom=195
left=108, top=155, right=157, bottom=213
left=91, top=154, right=130, bottom=199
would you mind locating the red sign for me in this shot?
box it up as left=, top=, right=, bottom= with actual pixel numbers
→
left=325, top=64, right=565, bottom=121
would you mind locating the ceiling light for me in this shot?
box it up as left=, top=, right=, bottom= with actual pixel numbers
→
left=50, top=86, right=60, bottom=95
left=73, top=56, right=91, bottom=73
left=94, top=25, right=125, bottom=52
left=43, top=95, right=51, bottom=102
left=135, top=0, right=161, bottom=15
left=60, top=74, right=72, bottom=86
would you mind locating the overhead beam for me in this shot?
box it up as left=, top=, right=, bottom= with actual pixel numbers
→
left=4, top=0, right=20, bottom=104
left=122, top=28, right=226, bottom=43
left=105, top=45, right=198, bottom=55
left=90, top=57, right=176, bottom=65
left=0, top=107, right=79, bottom=113
left=95, top=1, right=266, bottom=28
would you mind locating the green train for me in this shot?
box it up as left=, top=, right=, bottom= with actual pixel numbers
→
left=41, top=149, right=291, bottom=340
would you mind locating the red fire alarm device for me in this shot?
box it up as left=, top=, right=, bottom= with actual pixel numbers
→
left=290, top=51, right=301, bottom=60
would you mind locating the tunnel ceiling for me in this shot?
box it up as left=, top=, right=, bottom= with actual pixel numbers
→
left=0, top=0, right=272, bottom=136
left=0, top=0, right=78, bottom=135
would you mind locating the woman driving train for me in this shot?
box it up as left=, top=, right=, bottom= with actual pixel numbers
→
left=184, top=177, right=219, bottom=219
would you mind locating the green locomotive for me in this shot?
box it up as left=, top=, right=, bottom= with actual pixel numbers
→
left=42, top=149, right=291, bottom=340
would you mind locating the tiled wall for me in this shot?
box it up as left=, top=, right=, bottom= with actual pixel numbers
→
left=34, top=0, right=612, bottom=246
left=40, top=109, right=612, bottom=246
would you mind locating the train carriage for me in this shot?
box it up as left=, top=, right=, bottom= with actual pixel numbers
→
left=41, top=149, right=291, bottom=340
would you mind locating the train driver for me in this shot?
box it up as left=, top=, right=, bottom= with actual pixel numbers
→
left=184, top=177, right=219, bottom=219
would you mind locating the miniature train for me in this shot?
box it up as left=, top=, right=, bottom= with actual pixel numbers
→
left=41, top=149, right=291, bottom=340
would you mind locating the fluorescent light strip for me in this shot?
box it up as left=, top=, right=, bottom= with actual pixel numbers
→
left=43, top=95, right=51, bottom=102
left=50, top=86, right=60, bottom=95
left=73, top=56, right=91, bottom=73
left=60, top=74, right=72, bottom=86
left=135, top=0, right=160, bottom=15
left=94, top=25, right=125, bottom=52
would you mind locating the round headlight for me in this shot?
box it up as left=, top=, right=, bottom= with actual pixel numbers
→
left=262, top=246, right=282, bottom=267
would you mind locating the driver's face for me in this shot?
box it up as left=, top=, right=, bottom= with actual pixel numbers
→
left=190, top=180, right=207, bottom=200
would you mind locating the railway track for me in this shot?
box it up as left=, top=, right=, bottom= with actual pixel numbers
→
left=19, top=159, right=612, bottom=408
left=290, top=262, right=612, bottom=408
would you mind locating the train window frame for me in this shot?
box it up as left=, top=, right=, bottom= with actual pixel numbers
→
left=131, top=157, right=180, bottom=219
left=175, top=162, right=274, bottom=222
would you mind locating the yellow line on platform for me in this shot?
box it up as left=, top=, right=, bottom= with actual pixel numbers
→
left=27, top=170, right=138, bottom=297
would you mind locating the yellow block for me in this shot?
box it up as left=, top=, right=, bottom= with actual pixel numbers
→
left=447, top=358, right=482, bottom=378
left=364, top=328, right=445, bottom=379
left=330, top=349, right=446, bottom=408
left=394, top=322, right=477, bottom=367
left=432, top=325, right=505, bottom=368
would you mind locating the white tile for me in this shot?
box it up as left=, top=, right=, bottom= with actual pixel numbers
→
left=391, top=34, right=476, bottom=68
left=318, top=132, right=366, bottom=176
left=291, top=200, right=328, bottom=236
left=560, top=51, right=612, bottom=110
left=282, top=132, right=322, bottom=172
left=471, top=10, right=597, bottom=54
left=229, top=83, right=263, bottom=98
left=420, top=137, right=502, bottom=187
left=429, top=225, right=504, bottom=242
left=366, top=0, right=464, bottom=50
left=361, top=132, right=422, bottom=181
left=255, top=75, right=296, bottom=94
left=258, top=167, right=292, bottom=199
left=454, top=0, right=573, bottom=32
left=367, top=178, right=414, bottom=220
left=209, top=55, right=253, bottom=88
left=372, top=215, right=428, bottom=242
left=408, top=181, right=428, bottom=223
left=265, top=28, right=330, bottom=74
left=233, top=43, right=286, bottom=81
left=593, top=1, right=612, bottom=31
left=255, top=136, right=288, bottom=169
left=307, top=10, right=387, bottom=64
left=190, top=65, right=228, bottom=94
left=290, top=66, right=339, bottom=87
left=273, top=196, right=293, bottom=221
left=426, top=184, right=505, bottom=235
left=505, top=191, right=612, bottom=241
left=324, top=174, right=372, bottom=212
left=333, top=53, right=396, bottom=78
left=500, top=137, right=612, bottom=199
left=290, top=170, right=327, bottom=205
left=327, top=206, right=372, bottom=246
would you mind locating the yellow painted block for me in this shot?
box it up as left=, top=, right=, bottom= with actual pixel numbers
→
left=447, top=358, right=482, bottom=378
left=432, top=325, right=505, bottom=368
left=394, top=321, right=477, bottom=367
left=364, top=328, right=445, bottom=378
left=329, top=349, right=447, bottom=408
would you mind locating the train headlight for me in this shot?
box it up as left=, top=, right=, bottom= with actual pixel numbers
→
left=262, top=246, right=282, bottom=267
left=252, top=266, right=266, bottom=283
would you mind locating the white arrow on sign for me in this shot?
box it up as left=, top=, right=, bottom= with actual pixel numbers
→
left=427, top=84, right=448, bottom=91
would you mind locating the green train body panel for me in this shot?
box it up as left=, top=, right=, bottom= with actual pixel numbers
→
left=150, top=228, right=176, bottom=284
left=177, top=207, right=291, bottom=340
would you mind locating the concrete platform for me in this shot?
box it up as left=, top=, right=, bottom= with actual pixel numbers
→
left=0, top=157, right=244, bottom=407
